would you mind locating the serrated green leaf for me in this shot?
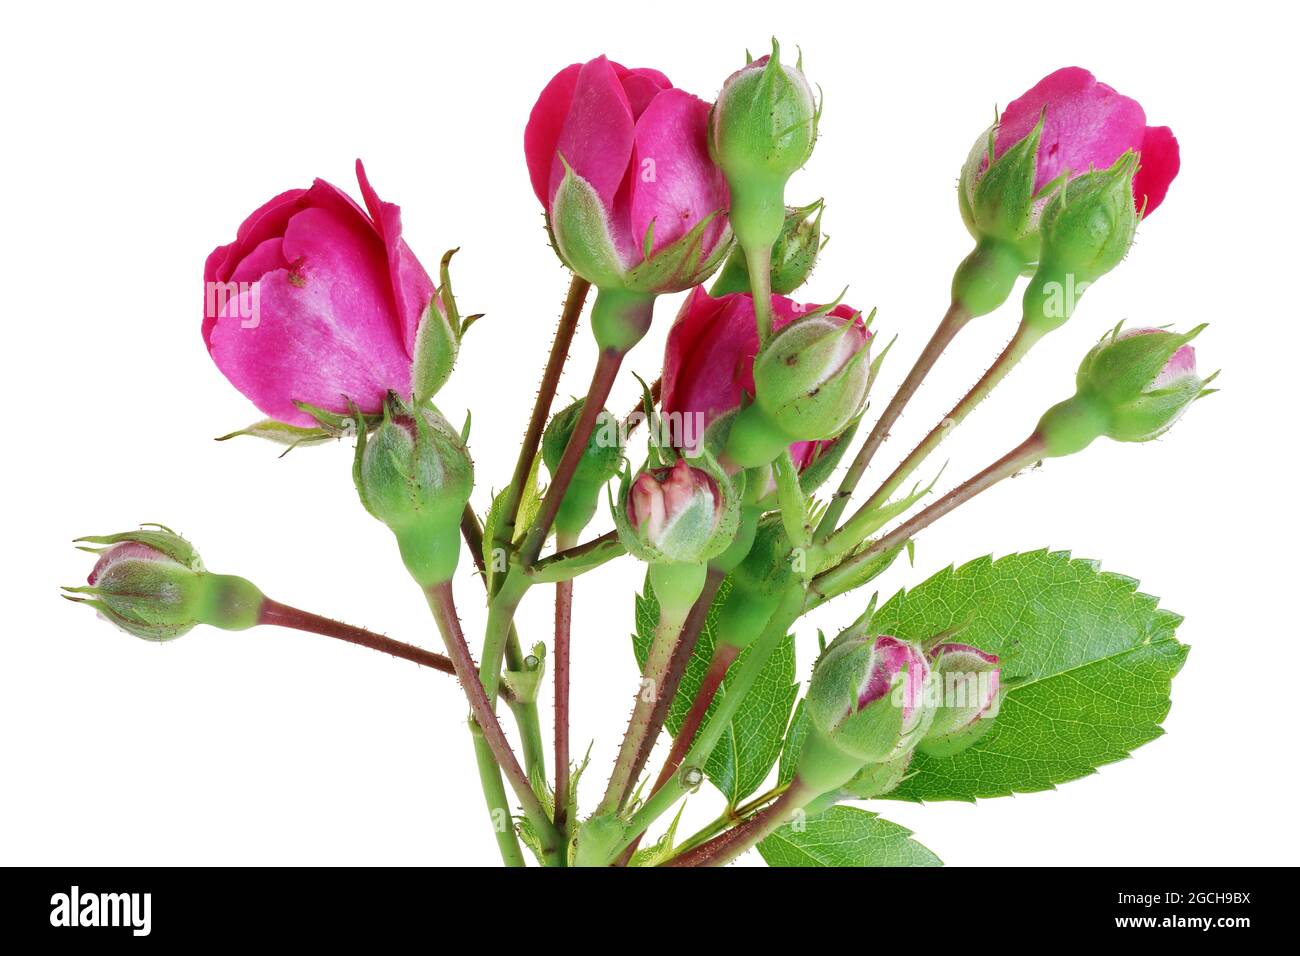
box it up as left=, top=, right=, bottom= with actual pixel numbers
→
left=633, top=574, right=798, bottom=806
left=869, top=549, right=1187, bottom=802
left=758, top=806, right=941, bottom=867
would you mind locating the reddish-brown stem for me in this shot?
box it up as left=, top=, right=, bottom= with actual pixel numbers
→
left=553, top=558, right=575, bottom=834
left=495, top=274, right=590, bottom=558
left=258, top=599, right=514, bottom=697
left=812, top=432, right=1047, bottom=599
left=520, top=348, right=625, bottom=568
left=620, top=566, right=724, bottom=806
left=424, top=582, right=561, bottom=857
left=815, top=303, right=972, bottom=538
left=613, top=568, right=724, bottom=866
left=662, top=782, right=809, bottom=867
left=653, top=641, right=738, bottom=794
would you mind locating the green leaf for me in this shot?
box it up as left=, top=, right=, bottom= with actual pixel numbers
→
left=870, top=549, right=1187, bottom=802
left=481, top=455, right=545, bottom=587
left=634, top=574, right=798, bottom=806
left=777, top=700, right=810, bottom=787
left=758, top=806, right=941, bottom=867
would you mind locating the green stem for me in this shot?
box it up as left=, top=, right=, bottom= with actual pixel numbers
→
left=469, top=724, right=528, bottom=868
left=527, top=531, right=624, bottom=584
left=824, top=320, right=1044, bottom=556
left=745, top=243, right=775, bottom=344
left=481, top=571, right=530, bottom=705
left=460, top=506, right=545, bottom=781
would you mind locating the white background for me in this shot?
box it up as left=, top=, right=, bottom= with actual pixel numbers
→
left=2, top=0, right=1296, bottom=866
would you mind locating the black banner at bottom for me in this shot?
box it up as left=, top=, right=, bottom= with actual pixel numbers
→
left=2, top=866, right=1281, bottom=942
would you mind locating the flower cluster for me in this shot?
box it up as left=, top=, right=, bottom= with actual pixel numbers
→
left=66, top=44, right=1205, bottom=869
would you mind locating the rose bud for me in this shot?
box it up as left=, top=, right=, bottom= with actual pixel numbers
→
left=918, top=643, right=1001, bottom=757
left=63, top=527, right=263, bottom=641
left=1037, top=325, right=1213, bottom=457
left=662, top=288, right=861, bottom=490
left=541, top=398, right=623, bottom=536
left=798, top=630, right=933, bottom=795
left=525, top=56, right=731, bottom=349
left=614, top=456, right=739, bottom=570
left=204, top=160, right=451, bottom=427
left=711, top=199, right=825, bottom=296
left=353, top=394, right=473, bottom=587
left=709, top=41, right=818, bottom=258
left=723, top=304, right=872, bottom=469
left=958, top=68, right=1179, bottom=289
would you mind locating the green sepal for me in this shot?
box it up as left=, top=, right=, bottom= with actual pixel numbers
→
left=410, top=251, right=463, bottom=405
left=215, top=419, right=336, bottom=453
left=549, top=157, right=627, bottom=289
left=502, top=642, right=547, bottom=705
left=624, top=210, right=733, bottom=296
left=73, top=524, right=202, bottom=571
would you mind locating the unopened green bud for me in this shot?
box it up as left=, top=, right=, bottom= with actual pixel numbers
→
left=64, top=526, right=263, bottom=640
left=353, top=394, right=473, bottom=586
left=1037, top=325, right=1211, bottom=457
left=726, top=308, right=871, bottom=468
left=1021, top=152, right=1140, bottom=334
left=804, top=629, right=932, bottom=777
left=918, top=643, right=1001, bottom=757
left=710, top=40, right=818, bottom=254
left=958, top=115, right=1047, bottom=260
left=542, top=398, right=622, bottom=536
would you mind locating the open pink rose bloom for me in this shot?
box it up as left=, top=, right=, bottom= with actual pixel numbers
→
left=996, top=67, right=1180, bottom=215
left=203, top=160, right=435, bottom=427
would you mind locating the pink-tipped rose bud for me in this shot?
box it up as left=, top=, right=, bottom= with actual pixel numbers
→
left=959, top=67, right=1179, bottom=264
left=524, top=57, right=731, bottom=298
left=204, top=161, right=443, bottom=427
left=615, top=457, right=738, bottom=566
left=662, top=287, right=860, bottom=486
left=63, top=527, right=263, bottom=641
left=797, top=630, right=933, bottom=794
left=918, top=643, right=1001, bottom=757
left=1037, top=325, right=1212, bottom=457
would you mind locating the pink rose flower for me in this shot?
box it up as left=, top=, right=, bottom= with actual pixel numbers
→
left=524, top=56, right=730, bottom=291
left=203, top=160, right=435, bottom=427
left=995, top=67, right=1180, bottom=215
left=661, top=287, right=867, bottom=469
